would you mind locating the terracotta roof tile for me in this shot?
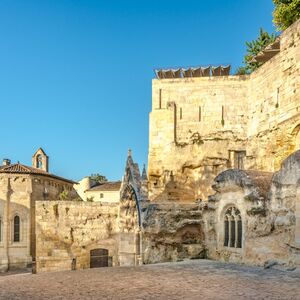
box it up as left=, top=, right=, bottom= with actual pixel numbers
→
left=0, top=163, right=76, bottom=184
left=87, top=181, right=121, bottom=192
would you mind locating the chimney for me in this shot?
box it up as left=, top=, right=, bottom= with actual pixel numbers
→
left=2, top=159, right=11, bottom=166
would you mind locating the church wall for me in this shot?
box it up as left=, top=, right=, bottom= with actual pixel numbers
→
left=203, top=152, right=300, bottom=267
left=0, top=175, right=32, bottom=272
left=246, top=20, right=300, bottom=171
left=149, top=76, right=249, bottom=201
left=148, top=20, right=300, bottom=203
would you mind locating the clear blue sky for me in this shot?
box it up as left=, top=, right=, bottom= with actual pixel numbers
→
left=0, top=0, right=275, bottom=181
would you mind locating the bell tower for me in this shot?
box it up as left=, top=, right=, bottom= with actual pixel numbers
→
left=32, top=148, right=49, bottom=172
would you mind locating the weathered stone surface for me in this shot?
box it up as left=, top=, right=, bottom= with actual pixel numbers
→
left=148, top=20, right=300, bottom=202
left=142, top=202, right=205, bottom=263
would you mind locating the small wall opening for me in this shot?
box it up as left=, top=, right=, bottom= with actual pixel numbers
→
left=90, top=248, right=112, bottom=268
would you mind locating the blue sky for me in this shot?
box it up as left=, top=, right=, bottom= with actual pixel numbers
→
left=0, top=0, right=275, bottom=181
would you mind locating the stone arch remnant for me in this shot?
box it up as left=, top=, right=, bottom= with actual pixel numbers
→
left=118, top=184, right=141, bottom=266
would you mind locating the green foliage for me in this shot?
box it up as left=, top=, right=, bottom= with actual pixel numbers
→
left=273, top=0, right=300, bottom=31
left=234, top=66, right=250, bottom=75
left=91, top=173, right=108, bottom=184
left=244, top=28, right=276, bottom=73
left=59, top=189, right=69, bottom=200
left=86, top=196, right=94, bottom=202
left=236, top=28, right=276, bottom=74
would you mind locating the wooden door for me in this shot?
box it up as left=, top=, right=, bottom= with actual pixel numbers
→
left=90, top=249, right=109, bottom=268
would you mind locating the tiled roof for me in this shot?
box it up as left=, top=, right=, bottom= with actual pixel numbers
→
left=87, top=181, right=122, bottom=192
left=0, top=163, right=76, bottom=184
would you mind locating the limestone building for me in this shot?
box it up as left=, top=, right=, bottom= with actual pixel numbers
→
left=0, top=148, right=78, bottom=272
left=148, top=20, right=300, bottom=202
left=143, top=20, right=300, bottom=267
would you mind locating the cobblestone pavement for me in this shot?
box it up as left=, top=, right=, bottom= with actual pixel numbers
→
left=0, top=260, right=300, bottom=300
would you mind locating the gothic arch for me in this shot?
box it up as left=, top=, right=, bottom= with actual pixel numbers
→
left=119, top=184, right=141, bottom=232
left=223, top=206, right=242, bottom=248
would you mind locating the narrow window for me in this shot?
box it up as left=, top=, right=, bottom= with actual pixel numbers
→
left=230, top=217, right=236, bottom=247
left=237, top=218, right=242, bottom=248
left=233, top=151, right=246, bottom=169
left=222, top=105, right=224, bottom=121
left=36, top=154, right=43, bottom=169
left=100, top=193, right=104, bottom=199
left=199, top=106, right=201, bottom=122
left=159, top=89, right=162, bottom=109
left=13, top=215, right=20, bottom=242
left=0, top=217, right=2, bottom=242
left=180, top=108, right=182, bottom=120
left=224, top=217, right=229, bottom=246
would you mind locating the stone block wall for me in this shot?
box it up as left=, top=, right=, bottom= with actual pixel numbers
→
left=35, top=201, right=119, bottom=273
left=148, top=20, right=300, bottom=203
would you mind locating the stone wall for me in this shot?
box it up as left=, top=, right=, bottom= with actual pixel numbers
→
left=35, top=199, right=141, bottom=273
left=204, top=151, right=300, bottom=267
left=142, top=202, right=206, bottom=263
left=148, top=20, right=300, bottom=202
left=0, top=175, right=32, bottom=272
left=247, top=20, right=300, bottom=171
left=35, top=201, right=119, bottom=272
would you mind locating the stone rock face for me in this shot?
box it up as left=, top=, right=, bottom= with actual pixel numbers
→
left=202, top=151, right=300, bottom=267
left=142, top=150, right=300, bottom=266
left=148, top=20, right=300, bottom=202
left=142, top=202, right=206, bottom=263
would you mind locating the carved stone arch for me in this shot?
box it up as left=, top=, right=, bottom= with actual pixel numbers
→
left=119, top=184, right=141, bottom=232
left=291, top=124, right=300, bottom=150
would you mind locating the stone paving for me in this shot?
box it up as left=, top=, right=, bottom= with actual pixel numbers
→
left=0, top=260, right=299, bottom=300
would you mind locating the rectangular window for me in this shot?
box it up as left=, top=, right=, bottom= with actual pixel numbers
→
left=234, top=151, right=246, bottom=169
left=100, top=193, right=104, bottom=199
left=180, top=108, right=182, bottom=120
left=224, top=220, right=229, bottom=247
left=237, top=220, right=242, bottom=248
left=229, top=150, right=246, bottom=169
left=230, top=220, right=236, bottom=247
left=0, top=218, right=2, bottom=242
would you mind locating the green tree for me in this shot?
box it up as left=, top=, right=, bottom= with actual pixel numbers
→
left=59, top=189, right=69, bottom=200
left=90, top=173, right=108, bottom=184
left=273, top=0, right=300, bottom=31
left=235, top=66, right=250, bottom=75
left=236, top=28, right=276, bottom=74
